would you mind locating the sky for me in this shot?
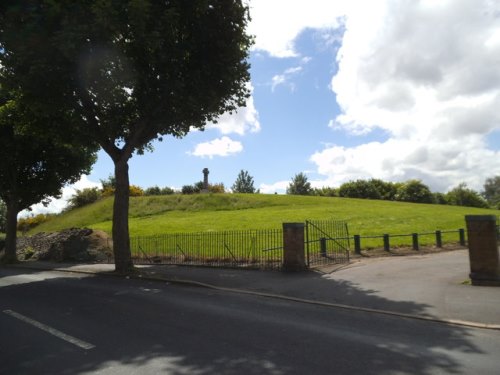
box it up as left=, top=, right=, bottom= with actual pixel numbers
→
left=30, top=0, right=500, bottom=214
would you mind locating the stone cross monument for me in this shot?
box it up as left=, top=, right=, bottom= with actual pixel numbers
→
left=202, top=168, right=209, bottom=192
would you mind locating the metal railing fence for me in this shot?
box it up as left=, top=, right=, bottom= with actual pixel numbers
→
left=130, top=229, right=283, bottom=269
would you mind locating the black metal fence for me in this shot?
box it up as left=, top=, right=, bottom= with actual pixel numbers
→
left=130, top=229, right=283, bottom=269
left=352, top=228, right=468, bottom=254
left=305, top=220, right=350, bottom=266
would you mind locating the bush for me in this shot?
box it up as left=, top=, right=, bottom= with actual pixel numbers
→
left=338, top=180, right=382, bottom=200
left=209, top=183, right=226, bottom=193
left=67, top=187, right=101, bottom=209
left=17, top=214, right=53, bottom=232
left=145, top=186, right=162, bottom=196
left=446, top=183, right=488, bottom=208
left=313, top=187, right=337, bottom=197
left=182, top=185, right=196, bottom=194
left=395, top=180, right=434, bottom=203
left=161, top=187, right=175, bottom=195
left=129, top=185, right=144, bottom=197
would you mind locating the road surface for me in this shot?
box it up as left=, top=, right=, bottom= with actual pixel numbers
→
left=1, top=267, right=499, bottom=374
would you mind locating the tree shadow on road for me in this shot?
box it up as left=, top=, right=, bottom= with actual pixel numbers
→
left=0, top=266, right=495, bottom=375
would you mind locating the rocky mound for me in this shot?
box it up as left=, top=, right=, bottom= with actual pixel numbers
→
left=16, top=228, right=113, bottom=262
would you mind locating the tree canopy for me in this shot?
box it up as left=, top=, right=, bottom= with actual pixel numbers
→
left=287, top=173, right=313, bottom=196
left=0, top=92, right=96, bottom=263
left=0, top=0, right=253, bottom=272
left=232, top=170, right=256, bottom=193
left=482, top=176, right=500, bottom=209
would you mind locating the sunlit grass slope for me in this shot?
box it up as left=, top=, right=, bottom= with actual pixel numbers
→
left=32, top=194, right=497, bottom=245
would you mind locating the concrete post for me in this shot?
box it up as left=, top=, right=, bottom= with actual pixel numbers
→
left=282, top=223, right=306, bottom=272
left=465, top=215, right=500, bottom=286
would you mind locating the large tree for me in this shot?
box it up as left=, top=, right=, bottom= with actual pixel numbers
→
left=0, top=1, right=253, bottom=273
left=0, top=93, right=96, bottom=263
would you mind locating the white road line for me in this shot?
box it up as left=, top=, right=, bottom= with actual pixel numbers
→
left=3, top=310, right=95, bottom=350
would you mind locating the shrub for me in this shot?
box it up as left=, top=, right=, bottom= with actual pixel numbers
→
left=182, top=185, right=196, bottom=194
left=67, top=187, right=101, bottom=209
left=395, top=180, right=434, bottom=203
left=145, top=186, right=162, bottom=196
left=209, top=183, right=226, bottom=193
left=161, top=187, right=175, bottom=195
left=17, top=214, right=53, bottom=232
left=129, top=185, right=144, bottom=197
left=338, top=180, right=381, bottom=200
left=313, top=187, right=337, bottom=197
left=446, top=183, right=488, bottom=208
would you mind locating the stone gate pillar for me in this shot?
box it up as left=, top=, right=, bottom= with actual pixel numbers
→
left=465, top=215, right=500, bottom=286
left=282, top=223, right=306, bottom=272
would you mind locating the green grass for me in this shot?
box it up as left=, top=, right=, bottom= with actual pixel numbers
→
left=29, top=193, right=498, bottom=249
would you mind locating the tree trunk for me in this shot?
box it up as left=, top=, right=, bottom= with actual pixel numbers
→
left=2, top=200, right=19, bottom=263
left=112, top=157, right=134, bottom=274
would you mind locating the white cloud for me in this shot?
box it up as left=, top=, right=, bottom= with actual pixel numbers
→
left=271, top=66, right=303, bottom=92
left=206, top=83, right=260, bottom=135
left=248, top=0, right=348, bottom=57
left=259, top=180, right=289, bottom=194
left=316, top=0, right=500, bottom=192
left=21, top=175, right=102, bottom=217
left=190, top=136, right=243, bottom=159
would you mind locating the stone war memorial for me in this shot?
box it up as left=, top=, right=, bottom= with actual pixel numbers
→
left=465, top=215, right=500, bottom=286
left=202, top=168, right=209, bottom=193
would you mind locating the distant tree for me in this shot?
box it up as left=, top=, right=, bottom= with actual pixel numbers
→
left=1, top=0, right=253, bottom=273
left=338, top=180, right=381, bottom=200
left=232, top=170, right=256, bottom=193
left=368, top=179, right=398, bottom=200
left=145, top=186, right=162, bottom=196
left=433, top=192, right=449, bottom=205
left=100, top=175, right=116, bottom=191
left=395, top=180, right=434, bottom=203
left=313, top=187, right=337, bottom=197
left=287, top=173, right=313, bottom=195
left=161, top=187, right=175, bottom=195
left=446, top=183, right=488, bottom=208
left=482, top=176, right=500, bottom=209
left=182, top=185, right=196, bottom=195
left=0, top=95, right=96, bottom=263
left=67, top=187, right=102, bottom=210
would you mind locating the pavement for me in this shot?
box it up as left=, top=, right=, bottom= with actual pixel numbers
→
left=5, top=249, right=500, bottom=330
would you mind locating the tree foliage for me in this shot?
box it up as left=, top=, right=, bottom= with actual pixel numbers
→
left=232, top=170, right=256, bottom=193
left=0, top=94, right=96, bottom=263
left=395, top=180, right=434, bottom=203
left=67, top=187, right=102, bottom=210
left=0, top=0, right=253, bottom=272
left=287, top=173, right=312, bottom=196
left=446, top=183, right=488, bottom=208
left=338, top=180, right=382, bottom=200
left=482, top=176, right=500, bottom=209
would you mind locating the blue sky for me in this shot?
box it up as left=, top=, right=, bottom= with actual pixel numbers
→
left=31, top=0, right=500, bottom=214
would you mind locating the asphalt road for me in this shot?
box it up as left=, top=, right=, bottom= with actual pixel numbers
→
left=1, top=267, right=499, bottom=375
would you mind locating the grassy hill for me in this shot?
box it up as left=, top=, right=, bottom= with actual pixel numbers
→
left=30, top=194, right=498, bottom=248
